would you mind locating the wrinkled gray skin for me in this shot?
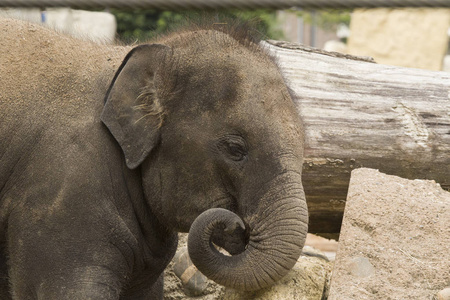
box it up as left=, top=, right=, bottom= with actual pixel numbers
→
left=0, top=19, right=308, bottom=299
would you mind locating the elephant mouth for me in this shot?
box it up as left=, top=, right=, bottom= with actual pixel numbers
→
left=208, top=189, right=250, bottom=255
left=210, top=219, right=249, bottom=255
left=188, top=173, right=308, bottom=291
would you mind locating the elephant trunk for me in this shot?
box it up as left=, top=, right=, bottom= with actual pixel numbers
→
left=187, top=181, right=308, bottom=291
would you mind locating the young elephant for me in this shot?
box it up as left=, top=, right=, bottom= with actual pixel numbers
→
left=0, top=19, right=308, bottom=299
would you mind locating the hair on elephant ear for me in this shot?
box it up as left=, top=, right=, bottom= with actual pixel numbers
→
left=134, top=85, right=165, bottom=128
left=101, top=44, right=170, bottom=170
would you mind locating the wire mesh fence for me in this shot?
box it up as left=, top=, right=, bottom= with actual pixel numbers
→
left=0, top=0, right=449, bottom=9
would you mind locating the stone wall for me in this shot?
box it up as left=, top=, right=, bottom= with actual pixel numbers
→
left=347, top=8, right=450, bottom=71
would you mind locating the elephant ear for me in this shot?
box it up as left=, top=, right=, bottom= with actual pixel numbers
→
left=101, top=44, right=170, bottom=169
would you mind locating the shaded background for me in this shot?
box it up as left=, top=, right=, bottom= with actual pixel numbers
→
left=1, top=4, right=449, bottom=71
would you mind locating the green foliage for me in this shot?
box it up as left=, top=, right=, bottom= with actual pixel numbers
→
left=111, top=9, right=162, bottom=42
left=292, top=9, right=351, bottom=31
left=110, top=9, right=284, bottom=43
left=221, top=9, right=285, bottom=40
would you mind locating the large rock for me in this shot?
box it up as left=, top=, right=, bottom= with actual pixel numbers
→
left=347, top=8, right=450, bottom=71
left=328, top=168, right=450, bottom=299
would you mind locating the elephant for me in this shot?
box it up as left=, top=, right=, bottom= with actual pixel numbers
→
left=0, top=18, right=308, bottom=299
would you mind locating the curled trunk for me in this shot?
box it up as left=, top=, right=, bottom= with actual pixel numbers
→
left=187, top=192, right=308, bottom=291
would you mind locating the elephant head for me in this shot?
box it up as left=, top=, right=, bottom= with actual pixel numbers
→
left=101, top=26, right=308, bottom=291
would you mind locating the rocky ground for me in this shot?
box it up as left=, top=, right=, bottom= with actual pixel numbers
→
left=163, top=168, right=450, bottom=300
left=163, top=233, right=333, bottom=300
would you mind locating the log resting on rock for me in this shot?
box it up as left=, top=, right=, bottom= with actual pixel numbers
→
left=266, top=41, right=450, bottom=237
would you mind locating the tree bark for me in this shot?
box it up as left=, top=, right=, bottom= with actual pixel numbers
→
left=266, top=40, right=450, bottom=237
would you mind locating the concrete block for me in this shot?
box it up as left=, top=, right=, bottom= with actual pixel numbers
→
left=328, top=168, right=450, bottom=299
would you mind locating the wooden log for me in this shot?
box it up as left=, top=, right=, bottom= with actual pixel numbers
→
left=266, top=41, right=450, bottom=237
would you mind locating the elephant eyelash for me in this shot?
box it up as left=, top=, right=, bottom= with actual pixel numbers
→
left=226, top=143, right=247, bottom=160
left=217, top=135, right=248, bottom=162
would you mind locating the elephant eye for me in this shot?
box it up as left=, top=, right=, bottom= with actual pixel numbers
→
left=217, top=136, right=248, bottom=162
left=226, top=143, right=247, bottom=161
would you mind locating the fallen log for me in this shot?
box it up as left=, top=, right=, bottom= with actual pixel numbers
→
left=266, top=41, right=450, bottom=237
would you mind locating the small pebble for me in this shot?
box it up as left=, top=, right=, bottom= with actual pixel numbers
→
left=348, top=256, right=375, bottom=278
left=437, top=288, right=450, bottom=300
